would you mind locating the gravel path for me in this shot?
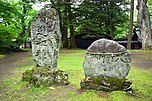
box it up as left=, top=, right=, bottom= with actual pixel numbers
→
left=0, top=51, right=31, bottom=82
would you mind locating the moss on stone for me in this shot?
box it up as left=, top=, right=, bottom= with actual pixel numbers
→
left=80, top=76, right=132, bottom=92
left=22, top=66, right=69, bottom=87
left=32, top=66, right=49, bottom=72
left=22, top=70, right=32, bottom=81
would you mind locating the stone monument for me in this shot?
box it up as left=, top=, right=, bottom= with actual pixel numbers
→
left=22, top=6, right=69, bottom=87
left=30, top=7, right=61, bottom=69
left=80, top=39, right=132, bottom=93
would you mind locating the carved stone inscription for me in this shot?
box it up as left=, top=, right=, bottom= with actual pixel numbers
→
left=83, top=39, right=131, bottom=79
left=30, top=8, right=61, bottom=69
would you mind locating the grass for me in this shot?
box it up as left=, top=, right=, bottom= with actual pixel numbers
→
left=0, top=53, right=6, bottom=60
left=0, top=49, right=152, bottom=101
left=129, top=49, right=152, bottom=53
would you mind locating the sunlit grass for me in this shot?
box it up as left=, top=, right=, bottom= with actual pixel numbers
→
left=0, top=49, right=152, bottom=101
left=58, top=49, right=86, bottom=87
left=0, top=54, right=6, bottom=60
left=129, top=49, right=152, bottom=53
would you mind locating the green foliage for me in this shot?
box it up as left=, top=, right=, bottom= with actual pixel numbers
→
left=0, top=0, right=36, bottom=51
left=0, top=0, right=21, bottom=50
left=115, top=21, right=129, bottom=38
left=75, top=0, right=129, bottom=39
left=0, top=24, right=21, bottom=48
left=0, top=0, right=22, bottom=24
left=148, top=0, right=152, bottom=22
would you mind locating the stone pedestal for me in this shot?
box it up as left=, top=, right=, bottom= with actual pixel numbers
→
left=22, top=67, right=69, bottom=87
left=81, top=39, right=132, bottom=93
left=80, top=76, right=132, bottom=92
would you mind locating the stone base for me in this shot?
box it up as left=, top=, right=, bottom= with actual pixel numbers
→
left=22, top=67, right=69, bottom=87
left=80, top=76, right=132, bottom=92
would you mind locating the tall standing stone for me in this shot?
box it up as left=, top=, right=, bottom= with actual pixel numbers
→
left=30, top=8, right=61, bottom=69
left=81, top=39, right=132, bottom=93
left=22, top=7, right=69, bottom=87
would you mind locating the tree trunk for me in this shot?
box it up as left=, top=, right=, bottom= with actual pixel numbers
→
left=62, top=6, right=68, bottom=48
left=56, top=0, right=62, bottom=36
left=109, top=1, right=114, bottom=39
left=141, top=20, right=147, bottom=49
left=62, top=24, right=68, bottom=48
left=137, top=0, right=152, bottom=49
left=70, top=25, right=76, bottom=48
left=109, top=17, right=114, bottom=39
left=127, top=0, right=134, bottom=49
left=21, top=3, right=27, bottom=48
left=52, top=0, right=68, bottom=48
left=68, top=1, right=76, bottom=48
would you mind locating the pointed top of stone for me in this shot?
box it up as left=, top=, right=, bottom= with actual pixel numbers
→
left=87, top=38, right=127, bottom=53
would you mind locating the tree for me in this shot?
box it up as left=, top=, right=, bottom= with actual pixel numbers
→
left=0, top=0, right=22, bottom=51
left=47, top=0, right=69, bottom=48
left=68, top=0, right=77, bottom=48
left=0, top=0, right=36, bottom=51
left=148, top=0, right=152, bottom=21
left=18, top=0, right=36, bottom=48
left=51, top=0, right=77, bottom=48
left=137, top=0, right=152, bottom=49
left=127, top=0, right=134, bottom=49
left=34, top=0, right=129, bottom=48
left=56, top=0, right=69, bottom=48
left=59, top=0, right=77, bottom=48
left=77, top=0, right=129, bottom=39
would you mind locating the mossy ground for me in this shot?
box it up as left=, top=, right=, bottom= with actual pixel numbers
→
left=0, top=49, right=152, bottom=101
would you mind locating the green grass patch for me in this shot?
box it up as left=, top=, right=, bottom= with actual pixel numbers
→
left=129, top=49, right=152, bottom=53
left=0, top=49, right=152, bottom=101
left=16, top=66, right=33, bottom=71
left=0, top=54, right=6, bottom=60
left=26, top=56, right=33, bottom=61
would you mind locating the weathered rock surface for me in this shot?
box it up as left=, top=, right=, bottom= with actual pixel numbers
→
left=30, top=8, right=61, bottom=69
left=22, top=67, right=69, bottom=87
left=83, top=38, right=131, bottom=79
left=87, top=38, right=126, bottom=53
left=81, top=39, right=132, bottom=92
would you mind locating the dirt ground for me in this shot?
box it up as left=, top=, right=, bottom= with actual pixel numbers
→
left=130, top=51, right=152, bottom=69
left=0, top=51, right=151, bottom=83
left=0, top=51, right=32, bottom=83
